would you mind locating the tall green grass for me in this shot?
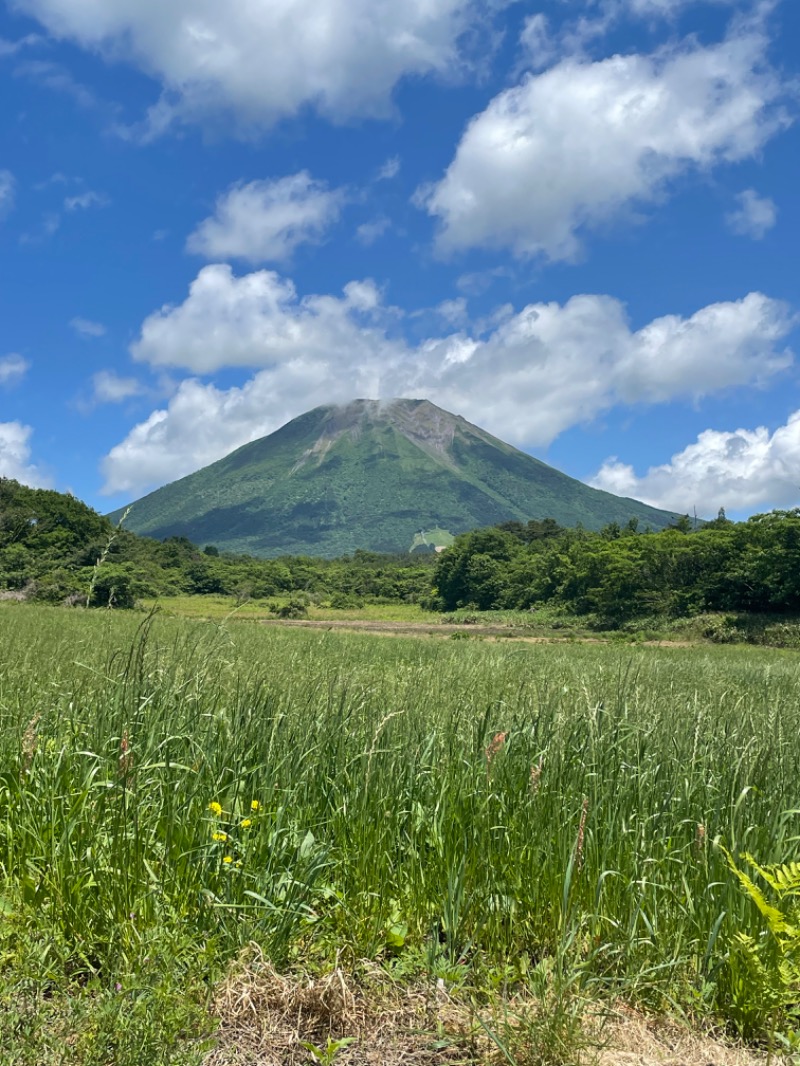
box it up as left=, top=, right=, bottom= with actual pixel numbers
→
left=0, top=604, right=798, bottom=1042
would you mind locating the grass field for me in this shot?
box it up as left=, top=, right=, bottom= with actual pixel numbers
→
left=143, top=596, right=444, bottom=624
left=0, top=603, right=797, bottom=1064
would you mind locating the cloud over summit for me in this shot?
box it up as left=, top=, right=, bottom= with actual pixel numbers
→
left=101, top=267, right=793, bottom=495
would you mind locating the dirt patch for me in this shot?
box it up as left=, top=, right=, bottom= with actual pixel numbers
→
left=257, top=619, right=699, bottom=649
left=259, top=619, right=514, bottom=637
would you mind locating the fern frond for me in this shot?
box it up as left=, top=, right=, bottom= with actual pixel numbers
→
left=725, top=851, right=792, bottom=934
left=772, top=861, right=800, bottom=898
left=743, top=854, right=800, bottom=897
left=723, top=847, right=800, bottom=1043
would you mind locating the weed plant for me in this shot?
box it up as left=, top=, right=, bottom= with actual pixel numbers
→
left=0, top=604, right=798, bottom=1059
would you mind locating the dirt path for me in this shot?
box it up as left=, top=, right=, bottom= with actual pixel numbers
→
left=257, top=618, right=696, bottom=647
left=259, top=618, right=520, bottom=637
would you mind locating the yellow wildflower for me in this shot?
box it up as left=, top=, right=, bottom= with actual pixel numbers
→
left=212, top=831, right=228, bottom=842
left=207, top=801, right=223, bottom=817
left=240, top=818, right=252, bottom=828
left=222, top=855, right=233, bottom=864
left=250, top=800, right=260, bottom=812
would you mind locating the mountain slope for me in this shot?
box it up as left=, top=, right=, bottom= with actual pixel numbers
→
left=110, top=399, right=682, bottom=556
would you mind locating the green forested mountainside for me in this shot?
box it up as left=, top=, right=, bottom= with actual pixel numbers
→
left=109, top=399, right=682, bottom=557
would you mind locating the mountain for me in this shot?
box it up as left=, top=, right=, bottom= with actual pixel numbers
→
left=110, top=399, right=682, bottom=557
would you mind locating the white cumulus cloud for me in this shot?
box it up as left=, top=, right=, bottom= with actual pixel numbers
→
left=131, top=265, right=392, bottom=376
left=0, top=422, right=50, bottom=487
left=592, top=412, right=800, bottom=514
left=187, top=173, right=345, bottom=264
left=422, top=25, right=788, bottom=259
left=11, top=0, right=488, bottom=130
left=726, top=188, right=777, bottom=239
left=101, top=268, right=793, bottom=494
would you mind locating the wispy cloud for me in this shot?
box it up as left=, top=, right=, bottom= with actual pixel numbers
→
left=14, top=59, right=97, bottom=109
left=0, top=354, right=29, bottom=387
left=0, top=33, right=42, bottom=58
left=64, top=190, right=109, bottom=211
left=19, top=212, right=60, bottom=245
left=70, top=317, right=106, bottom=338
left=91, top=370, right=146, bottom=403
left=376, top=156, right=400, bottom=181
left=726, top=188, right=777, bottom=240
left=34, top=171, right=74, bottom=190
left=0, top=170, right=14, bottom=219
left=356, top=216, right=391, bottom=246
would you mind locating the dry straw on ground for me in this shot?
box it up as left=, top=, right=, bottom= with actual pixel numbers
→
left=596, top=1004, right=773, bottom=1066
left=203, top=944, right=470, bottom=1065
left=202, top=947, right=772, bottom=1066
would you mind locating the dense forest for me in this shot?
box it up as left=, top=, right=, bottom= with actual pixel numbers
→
left=4, top=477, right=800, bottom=630
left=433, top=511, right=800, bottom=621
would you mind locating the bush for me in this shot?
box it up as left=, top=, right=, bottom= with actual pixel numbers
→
left=27, top=570, right=83, bottom=605
left=273, top=598, right=309, bottom=619
left=88, top=565, right=137, bottom=609
left=328, top=593, right=364, bottom=609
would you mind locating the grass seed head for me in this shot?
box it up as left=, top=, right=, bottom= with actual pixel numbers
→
left=529, top=758, right=543, bottom=796
left=21, top=712, right=41, bottom=776
left=118, top=730, right=134, bottom=784
left=486, top=730, right=508, bottom=767
left=575, top=795, right=589, bottom=871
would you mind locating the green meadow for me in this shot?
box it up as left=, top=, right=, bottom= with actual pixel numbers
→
left=1, top=604, right=798, bottom=1063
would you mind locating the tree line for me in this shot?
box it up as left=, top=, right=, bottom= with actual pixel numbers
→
left=5, top=476, right=800, bottom=625
left=0, top=479, right=436, bottom=608
left=432, top=511, right=800, bottom=621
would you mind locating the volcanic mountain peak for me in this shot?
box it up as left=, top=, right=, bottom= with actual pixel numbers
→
left=111, top=399, right=681, bottom=558
left=305, top=399, right=457, bottom=454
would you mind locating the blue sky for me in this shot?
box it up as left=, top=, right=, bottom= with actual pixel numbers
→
left=1, top=0, right=798, bottom=519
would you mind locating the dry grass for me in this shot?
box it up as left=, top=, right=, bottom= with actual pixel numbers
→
left=204, top=945, right=472, bottom=1065
left=596, top=1004, right=772, bottom=1066
left=202, top=952, right=774, bottom=1066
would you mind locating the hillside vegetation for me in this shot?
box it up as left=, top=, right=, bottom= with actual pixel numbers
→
left=432, top=511, right=800, bottom=637
left=7, top=478, right=800, bottom=646
left=0, top=478, right=436, bottom=610
left=109, top=400, right=681, bottom=557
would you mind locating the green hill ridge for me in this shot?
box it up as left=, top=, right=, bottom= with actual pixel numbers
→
left=110, top=398, right=682, bottom=557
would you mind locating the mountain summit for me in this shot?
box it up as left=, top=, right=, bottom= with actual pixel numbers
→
left=111, top=399, right=680, bottom=557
